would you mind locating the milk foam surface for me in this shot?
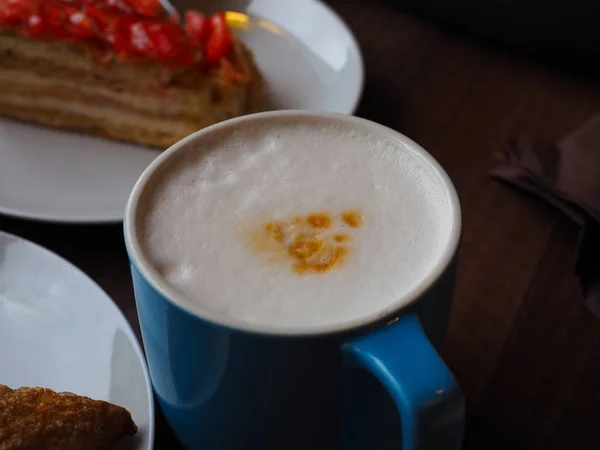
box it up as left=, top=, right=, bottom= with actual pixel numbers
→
left=138, top=117, right=455, bottom=330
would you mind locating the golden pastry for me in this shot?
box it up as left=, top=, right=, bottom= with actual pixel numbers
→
left=0, top=384, right=137, bottom=450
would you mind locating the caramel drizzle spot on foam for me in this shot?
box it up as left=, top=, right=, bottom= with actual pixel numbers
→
left=257, top=210, right=363, bottom=275
left=341, top=209, right=363, bottom=228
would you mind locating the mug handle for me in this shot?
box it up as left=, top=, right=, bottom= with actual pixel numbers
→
left=341, top=313, right=465, bottom=450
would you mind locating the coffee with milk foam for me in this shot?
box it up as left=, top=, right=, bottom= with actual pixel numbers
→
left=138, top=116, right=456, bottom=330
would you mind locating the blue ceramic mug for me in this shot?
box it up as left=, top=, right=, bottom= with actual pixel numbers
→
left=124, top=111, right=464, bottom=450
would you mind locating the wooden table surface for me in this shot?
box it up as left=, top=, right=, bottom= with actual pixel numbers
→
left=2, top=1, right=600, bottom=448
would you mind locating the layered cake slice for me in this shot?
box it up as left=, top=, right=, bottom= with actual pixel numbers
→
left=0, top=0, right=264, bottom=148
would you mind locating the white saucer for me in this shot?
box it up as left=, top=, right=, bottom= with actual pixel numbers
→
left=0, top=0, right=364, bottom=223
left=0, top=231, right=154, bottom=450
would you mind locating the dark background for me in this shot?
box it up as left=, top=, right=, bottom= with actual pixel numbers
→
left=389, top=0, right=600, bottom=74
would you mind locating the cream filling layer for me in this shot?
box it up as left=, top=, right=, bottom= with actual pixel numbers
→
left=0, top=92, right=199, bottom=136
left=0, top=69, right=210, bottom=117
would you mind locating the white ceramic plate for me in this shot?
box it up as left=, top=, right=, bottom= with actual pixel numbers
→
left=0, top=231, right=154, bottom=450
left=0, top=0, right=364, bottom=223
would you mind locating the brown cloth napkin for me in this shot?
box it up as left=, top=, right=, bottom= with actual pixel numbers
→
left=490, top=114, right=600, bottom=317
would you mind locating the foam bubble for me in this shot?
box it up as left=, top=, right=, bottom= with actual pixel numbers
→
left=138, top=117, right=455, bottom=329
